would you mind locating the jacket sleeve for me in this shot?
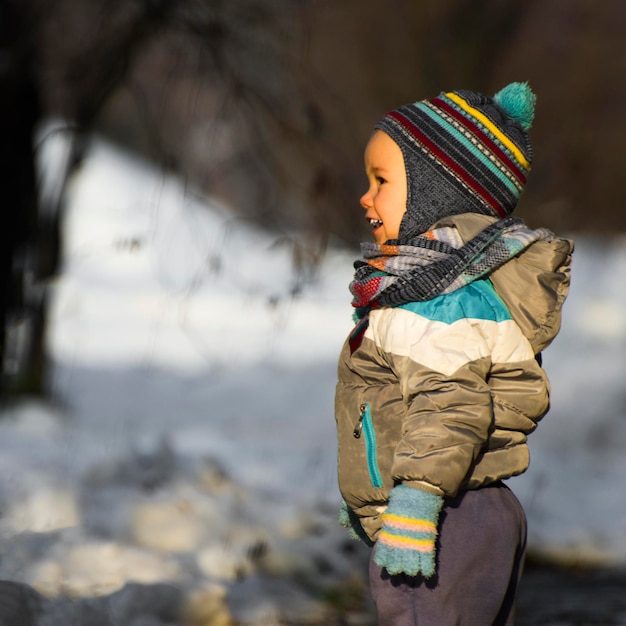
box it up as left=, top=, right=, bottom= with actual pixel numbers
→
left=489, top=359, right=550, bottom=436
left=366, top=281, right=542, bottom=498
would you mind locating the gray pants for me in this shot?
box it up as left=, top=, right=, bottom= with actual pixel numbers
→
left=369, top=482, right=527, bottom=626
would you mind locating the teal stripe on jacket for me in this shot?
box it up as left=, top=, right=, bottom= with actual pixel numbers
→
left=397, top=279, right=511, bottom=324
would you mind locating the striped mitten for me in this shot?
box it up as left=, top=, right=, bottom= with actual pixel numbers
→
left=374, top=485, right=444, bottom=578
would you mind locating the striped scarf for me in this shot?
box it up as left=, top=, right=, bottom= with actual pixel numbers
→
left=350, top=216, right=553, bottom=322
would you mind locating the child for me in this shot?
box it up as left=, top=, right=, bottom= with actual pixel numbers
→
left=335, top=82, right=573, bottom=625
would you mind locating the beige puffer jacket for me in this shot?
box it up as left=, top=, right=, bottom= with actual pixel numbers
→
left=335, top=213, right=573, bottom=541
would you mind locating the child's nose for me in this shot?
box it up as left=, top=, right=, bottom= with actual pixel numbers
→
left=360, top=189, right=372, bottom=210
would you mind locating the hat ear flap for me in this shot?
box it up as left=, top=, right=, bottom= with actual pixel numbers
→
left=493, top=82, right=536, bottom=131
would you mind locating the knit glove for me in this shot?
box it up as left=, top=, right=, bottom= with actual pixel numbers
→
left=374, top=485, right=444, bottom=578
left=339, top=499, right=373, bottom=545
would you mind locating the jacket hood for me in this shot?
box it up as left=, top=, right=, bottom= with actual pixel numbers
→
left=433, top=213, right=574, bottom=353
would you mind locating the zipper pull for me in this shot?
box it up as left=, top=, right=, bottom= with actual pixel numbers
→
left=353, top=404, right=367, bottom=438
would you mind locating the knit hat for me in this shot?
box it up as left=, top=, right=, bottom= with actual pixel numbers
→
left=374, top=82, right=536, bottom=240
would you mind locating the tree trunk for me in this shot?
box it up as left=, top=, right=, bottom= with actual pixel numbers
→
left=0, top=0, right=47, bottom=396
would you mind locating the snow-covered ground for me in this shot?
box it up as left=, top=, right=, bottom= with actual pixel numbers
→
left=0, top=136, right=624, bottom=624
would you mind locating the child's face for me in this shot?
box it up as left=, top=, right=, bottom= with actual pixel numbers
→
left=360, top=130, right=407, bottom=244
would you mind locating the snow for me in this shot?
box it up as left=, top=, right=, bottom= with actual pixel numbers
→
left=1, top=135, right=625, bottom=622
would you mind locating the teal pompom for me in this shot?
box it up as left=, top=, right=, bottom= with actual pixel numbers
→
left=493, top=82, right=536, bottom=131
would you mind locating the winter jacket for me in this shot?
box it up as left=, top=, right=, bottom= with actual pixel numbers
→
left=335, top=213, right=573, bottom=542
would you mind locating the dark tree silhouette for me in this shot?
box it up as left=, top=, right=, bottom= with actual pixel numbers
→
left=1, top=0, right=44, bottom=395
left=1, top=0, right=335, bottom=397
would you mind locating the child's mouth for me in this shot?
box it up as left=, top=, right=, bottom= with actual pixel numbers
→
left=368, top=218, right=383, bottom=230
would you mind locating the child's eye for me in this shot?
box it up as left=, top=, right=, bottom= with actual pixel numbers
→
left=376, top=176, right=386, bottom=185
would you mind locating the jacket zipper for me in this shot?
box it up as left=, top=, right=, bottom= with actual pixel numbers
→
left=353, top=403, right=383, bottom=488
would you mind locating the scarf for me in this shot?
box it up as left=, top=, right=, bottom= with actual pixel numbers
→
left=347, top=217, right=553, bottom=350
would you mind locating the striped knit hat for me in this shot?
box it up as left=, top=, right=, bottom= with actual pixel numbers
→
left=375, top=82, right=536, bottom=240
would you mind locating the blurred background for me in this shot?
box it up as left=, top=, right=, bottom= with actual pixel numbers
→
left=1, top=1, right=625, bottom=624
left=3, top=0, right=625, bottom=394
